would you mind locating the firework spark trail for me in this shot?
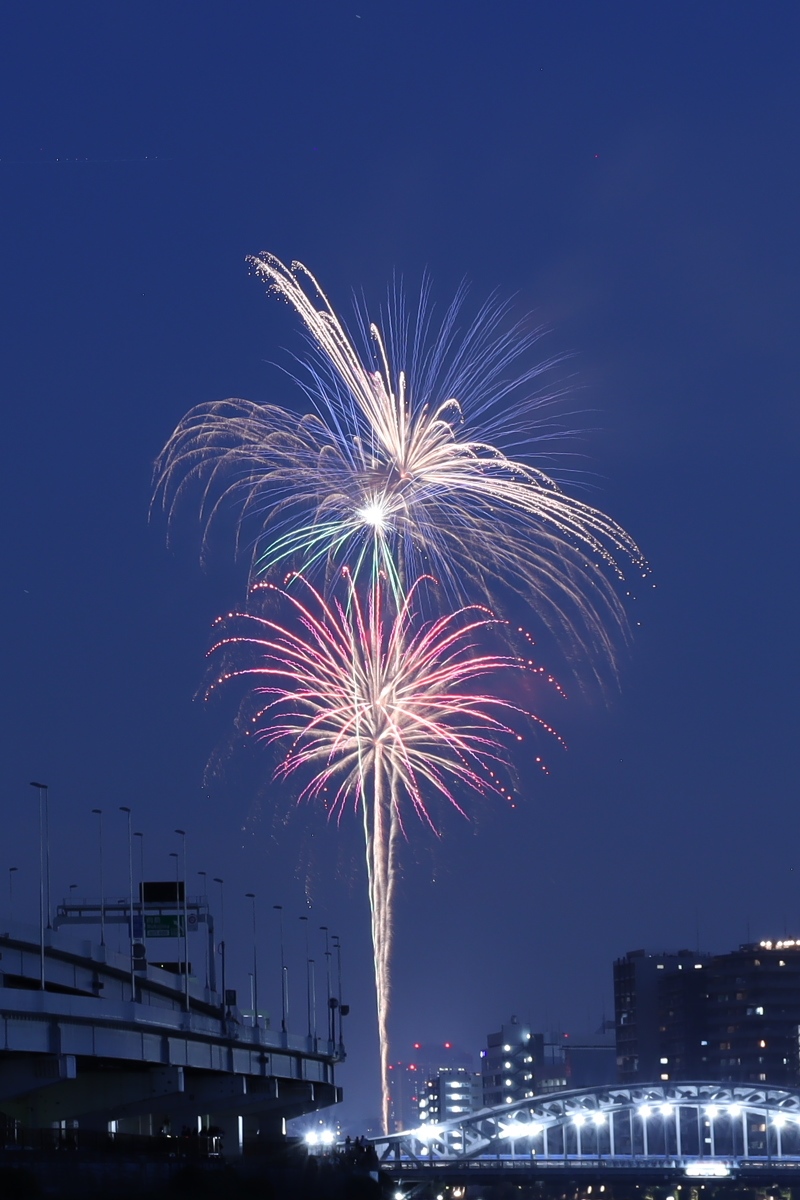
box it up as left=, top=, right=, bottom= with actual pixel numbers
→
left=154, top=253, right=646, bottom=678
left=207, top=573, right=565, bottom=1131
left=155, top=253, right=644, bottom=1130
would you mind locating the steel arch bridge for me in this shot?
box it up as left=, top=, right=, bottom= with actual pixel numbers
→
left=373, top=1081, right=800, bottom=1176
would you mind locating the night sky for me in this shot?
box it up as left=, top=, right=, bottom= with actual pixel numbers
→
left=2, top=4, right=799, bottom=1127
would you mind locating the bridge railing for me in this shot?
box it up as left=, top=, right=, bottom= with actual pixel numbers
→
left=374, top=1082, right=800, bottom=1166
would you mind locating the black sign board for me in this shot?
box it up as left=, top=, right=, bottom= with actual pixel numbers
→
left=140, top=880, right=185, bottom=904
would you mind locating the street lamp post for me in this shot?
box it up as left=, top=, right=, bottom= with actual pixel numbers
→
left=120, top=806, right=136, bottom=1001
left=197, top=871, right=209, bottom=989
left=174, top=831, right=190, bottom=1011
left=213, top=877, right=226, bottom=1017
left=134, top=831, right=144, bottom=953
left=30, top=782, right=52, bottom=929
left=273, top=905, right=288, bottom=1033
left=299, top=915, right=312, bottom=1040
left=29, top=782, right=48, bottom=987
left=320, top=925, right=333, bottom=1045
left=245, top=893, right=259, bottom=1029
left=332, top=935, right=345, bottom=1050
left=91, top=808, right=105, bottom=947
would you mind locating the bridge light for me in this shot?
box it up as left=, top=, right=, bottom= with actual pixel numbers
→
left=660, top=1103, right=673, bottom=1117
left=573, top=1114, right=586, bottom=1127
left=638, top=1105, right=652, bottom=1119
left=773, top=1113, right=787, bottom=1128
left=305, top=1131, right=319, bottom=1146
left=705, top=1105, right=719, bottom=1119
left=728, top=1104, right=742, bottom=1117
left=320, top=1129, right=335, bottom=1145
left=593, top=1112, right=606, bottom=1126
left=685, top=1162, right=731, bottom=1178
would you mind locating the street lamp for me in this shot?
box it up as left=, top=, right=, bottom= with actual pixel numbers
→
left=174, top=830, right=189, bottom=1010
left=29, top=782, right=48, bottom=987
left=91, top=807, right=105, bottom=946
left=120, top=807, right=135, bottom=1000
left=213, top=877, right=226, bottom=1016
left=197, top=871, right=209, bottom=989
left=245, top=892, right=259, bottom=1029
left=299, top=915, right=316, bottom=1040
left=133, top=831, right=144, bottom=951
left=332, top=934, right=344, bottom=1048
left=29, top=781, right=51, bottom=929
left=171, top=835, right=190, bottom=1012
left=320, top=925, right=333, bottom=1045
left=274, top=905, right=288, bottom=1033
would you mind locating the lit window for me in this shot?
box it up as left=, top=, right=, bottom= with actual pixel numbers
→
left=660, top=1057, right=669, bottom=1065
left=661, top=1073, right=669, bottom=1080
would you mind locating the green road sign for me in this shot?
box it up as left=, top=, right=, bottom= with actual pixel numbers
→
left=144, top=914, right=184, bottom=938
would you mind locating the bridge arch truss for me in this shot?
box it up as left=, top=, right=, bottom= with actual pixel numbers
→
left=374, top=1082, right=800, bottom=1167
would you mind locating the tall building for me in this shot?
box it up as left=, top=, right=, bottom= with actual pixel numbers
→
left=388, top=1042, right=473, bottom=1131
left=481, top=1016, right=539, bottom=1107
left=614, top=948, right=710, bottom=1083
left=614, top=939, right=800, bottom=1088
left=417, top=1067, right=482, bottom=1126
left=703, top=940, right=800, bottom=1085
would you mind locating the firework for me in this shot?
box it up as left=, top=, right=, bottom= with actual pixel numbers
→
left=154, top=253, right=645, bottom=675
left=208, top=572, right=564, bottom=1132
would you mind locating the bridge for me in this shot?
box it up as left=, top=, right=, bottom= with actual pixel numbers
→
left=373, top=1082, right=800, bottom=1190
left=0, top=917, right=342, bottom=1152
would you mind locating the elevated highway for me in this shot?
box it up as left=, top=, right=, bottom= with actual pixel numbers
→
left=0, top=920, right=342, bottom=1150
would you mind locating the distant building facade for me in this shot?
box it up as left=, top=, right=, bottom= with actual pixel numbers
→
left=388, top=1042, right=473, bottom=1131
left=704, top=940, right=800, bottom=1085
left=417, top=1067, right=482, bottom=1126
left=481, top=1016, right=538, bottom=1107
left=614, top=949, right=710, bottom=1083
left=614, top=940, right=800, bottom=1088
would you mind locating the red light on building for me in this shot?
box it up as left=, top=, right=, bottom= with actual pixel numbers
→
left=444, top=1042, right=452, bottom=1049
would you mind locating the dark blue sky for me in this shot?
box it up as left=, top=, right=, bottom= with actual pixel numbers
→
left=2, top=4, right=798, bottom=1125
